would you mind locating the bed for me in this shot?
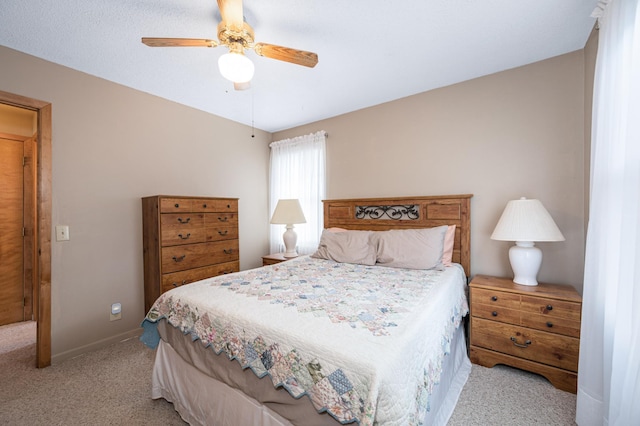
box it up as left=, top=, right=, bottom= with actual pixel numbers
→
left=141, top=194, right=473, bottom=425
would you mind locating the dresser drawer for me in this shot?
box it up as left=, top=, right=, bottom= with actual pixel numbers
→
left=205, top=212, right=238, bottom=226
left=161, top=261, right=240, bottom=292
left=471, top=317, right=579, bottom=371
left=206, top=225, right=238, bottom=242
left=161, top=227, right=207, bottom=246
left=160, top=198, right=193, bottom=213
left=161, top=240, right=240, bottom=273
left=192, top=199, right=238, bottom=213
left=161, top=213, right=205, bottom=229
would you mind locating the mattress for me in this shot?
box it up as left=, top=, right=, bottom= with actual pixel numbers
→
left=141, top=256, right=470, bottom=425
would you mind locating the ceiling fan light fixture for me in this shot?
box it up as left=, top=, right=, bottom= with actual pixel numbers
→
left=218, top=51, right=255, bottom=83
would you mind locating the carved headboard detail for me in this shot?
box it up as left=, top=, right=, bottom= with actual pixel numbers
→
left=323, top=194, right=472, bottom=277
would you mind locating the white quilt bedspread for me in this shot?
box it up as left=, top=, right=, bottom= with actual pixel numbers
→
left=141, top=256, right=468, bottom=425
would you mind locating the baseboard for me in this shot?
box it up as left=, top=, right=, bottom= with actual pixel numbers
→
left=51, top=328, right=142, bottom=365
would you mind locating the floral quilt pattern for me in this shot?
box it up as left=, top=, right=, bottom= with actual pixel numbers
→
left=142, top=257, right=468, bottom=425
left=217, top=258, right=444, bottom=336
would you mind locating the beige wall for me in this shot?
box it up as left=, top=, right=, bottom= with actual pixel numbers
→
left=275, top=51, right=588, bottom=292
left=0, top=46, right=271, bottom=361
left=0, top=42, right=596, bottom=360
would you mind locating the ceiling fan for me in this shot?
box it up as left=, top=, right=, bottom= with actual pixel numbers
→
left=141, top=0, right=319, bottom=90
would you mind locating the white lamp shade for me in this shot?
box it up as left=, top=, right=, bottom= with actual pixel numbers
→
left=491, top=198, right=565, bottom=242
left=270, top=199, right=306, bottom=225
left=218, top=52, right=255, bottom=83
left=491, top=197, right=564, bottom=286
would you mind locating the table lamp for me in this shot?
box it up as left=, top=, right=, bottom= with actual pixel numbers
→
left=270, top=199, right=307, bottom=258
left=491, top=197, right=565, bottom=285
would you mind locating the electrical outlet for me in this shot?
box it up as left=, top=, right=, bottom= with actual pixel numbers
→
left=55, top=225, right=70, bottom=241
left=110, top=303, right=122, bottom=321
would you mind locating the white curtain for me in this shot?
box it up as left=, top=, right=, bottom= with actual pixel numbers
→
left=577, top=1, right=640, bottom=425
left=269, top=131, right=326, bottom=255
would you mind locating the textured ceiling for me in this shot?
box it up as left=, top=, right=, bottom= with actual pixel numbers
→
left=0, top=1, right=597, bottom=132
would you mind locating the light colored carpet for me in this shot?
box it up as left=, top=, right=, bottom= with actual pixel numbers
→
left=0, top=321, right=576, bottom=425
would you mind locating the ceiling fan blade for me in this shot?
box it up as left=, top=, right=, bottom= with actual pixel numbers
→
left=141, top=38, right=218, bottom=48
left=217, top=0, right=244, bottom=30
left=253, top=43, right=318, bottom=68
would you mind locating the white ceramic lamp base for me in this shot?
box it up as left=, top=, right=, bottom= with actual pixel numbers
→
left=282, top=225, right=298, bottom=258
left=509, top=241, right=542, bottom=286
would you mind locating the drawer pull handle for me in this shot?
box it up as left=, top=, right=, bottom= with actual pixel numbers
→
left=546, top=322, right=554, bottom=328
left=218, top=216, right=229, bottom=222
left=510, top=336, right=532, bottom=348
left=491, top=296, right=498, bottom=301
left=177, top=217, right=191, bottom=224
left=203, top=203, right=207, bottom=208
left=174, top=203, right=180, bottom=208
left=492, top=311, right=498, bottom=317
left=178, top=233, right=191, bottom=240
left=546, top=304, right=553, bottom=311
left=218, top=230, right=228, bottom=236
left=172, top=280, right=186, bottom=287
left=227, top=204, right=231, bottom=208
left=172, top=255, right=186, bottom=262
left=223, top=249, right=234, bottom=254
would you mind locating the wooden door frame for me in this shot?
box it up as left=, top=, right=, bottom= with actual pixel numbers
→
left=0, top=90, right=52, bottom=367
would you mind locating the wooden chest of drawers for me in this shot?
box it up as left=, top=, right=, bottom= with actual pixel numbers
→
left=142, top=195, right=240, bottom=313
left=469, top=275, right=582, bottom=393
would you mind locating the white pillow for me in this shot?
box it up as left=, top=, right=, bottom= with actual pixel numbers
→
left=311, top=229, right=377, bottom=265
left=372, top=226, right=448, bottom=270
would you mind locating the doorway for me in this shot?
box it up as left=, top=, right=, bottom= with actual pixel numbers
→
left=0, top=129, right=35, bottom=326
left=0, top=90, right=52, bottom=368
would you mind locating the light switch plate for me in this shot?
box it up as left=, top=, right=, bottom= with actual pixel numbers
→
left=55, top=225, right=70, bottom=241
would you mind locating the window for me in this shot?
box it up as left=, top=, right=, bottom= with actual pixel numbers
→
left=269, top=131, right=326, bottom=255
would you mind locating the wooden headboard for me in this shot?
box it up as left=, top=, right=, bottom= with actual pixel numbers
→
left=323, top=194, right=472, bottom=277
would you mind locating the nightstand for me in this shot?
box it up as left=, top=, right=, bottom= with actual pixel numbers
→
left=469, top=274, right=582, bottom=393
left=261, top=253, right=294, bottom=266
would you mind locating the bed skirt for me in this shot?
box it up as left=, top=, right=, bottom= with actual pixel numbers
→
left=151, top=323, right=471, bottom=426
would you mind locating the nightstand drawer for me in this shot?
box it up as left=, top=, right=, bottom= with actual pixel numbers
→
left=471, top=318, right=579, bottom=371
left=471, top=302, right=521, bottom=325
left=521, top=295, right=581, bottom=321
left=521, top=314, right=581, bottom=338
left=471, top=288, right=520, bottom=309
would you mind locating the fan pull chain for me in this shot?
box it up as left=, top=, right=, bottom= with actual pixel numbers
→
left=251, top=88, right=255, bottom=138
